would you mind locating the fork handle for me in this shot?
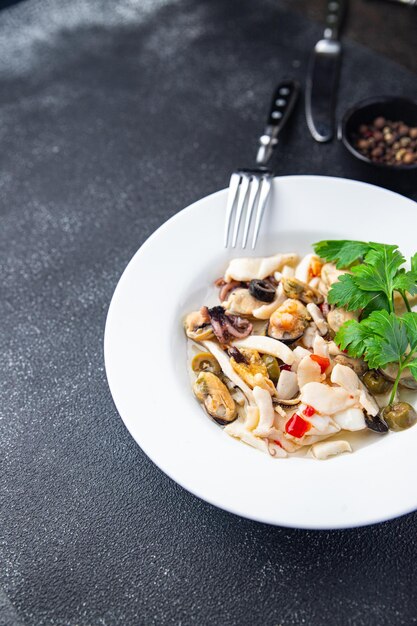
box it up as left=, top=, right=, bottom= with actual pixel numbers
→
left=323, top=0, right=347, bottom=40
left=256, top=79, right=300, bottom=166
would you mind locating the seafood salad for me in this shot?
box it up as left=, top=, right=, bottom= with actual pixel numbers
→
left=184, top=241, right=417, bottom=460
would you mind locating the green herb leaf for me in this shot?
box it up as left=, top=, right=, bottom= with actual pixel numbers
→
left=393, top=269, right=417, bottom=296
left=327, top=273, right=390, bottom=314
left=326, top=244, right=411, bottom=315
left=313, top=240, right=371, bottom=269
left=353, top=247, right=404, bottom=296
left=405, top=360, right=417, bottom=382
left=313, top=240, right=399, bottom=270
left=335, top=319, right=373, bottom=357
left=335, top=310, right=410, bottom=370
left=361, top=311, right=409, bottom=369
left=402, top=312, right=417, bottom=353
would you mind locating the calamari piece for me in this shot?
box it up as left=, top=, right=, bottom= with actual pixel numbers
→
left=330, top=363, right=379, bottom=416
left=244, top=405, right=259, bottom=430
left=295, top=253, right=321, bottom=284
left=224, top=253, right=299, bottom=283
left=297, top=355, right=323, bottom=389
left=300, top=382, right=357, bottom=415
left=252, top=284, right=286, bottom=320
left=232, top=335, right=294, bottom=365
left=305, top=413, right=340, bottom=435
left=203, top=340, right=254, bottom=404
left=225, top=420, right=287, bottom=457
left=328, top=341, right=344, bottom=356
left=309, top=440, right=352, bottom=460
left=267, top=428, right=301, bottom=452
left=253, top=386, right=275, bottom=436
left=331, top=363, right=361, bottom=394
left=276, top=370, right=299, bottom=400
left=312, top=334, right=330, bottom=359
left=301, top=323, right=319, bottom=349
left=253, top=373, right=276, bottom=396
left=307, top=303, right=328, bottom=336
left=333, top=408, right=366, bottom=431
left=291, top=346, right=312, bottom=372
left=282, top=265, right=295, bottom=278
left=302, top=433, right=343, bottom=446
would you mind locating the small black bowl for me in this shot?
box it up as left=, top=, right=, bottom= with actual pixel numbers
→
left=340, top=96, right=417, bottom=171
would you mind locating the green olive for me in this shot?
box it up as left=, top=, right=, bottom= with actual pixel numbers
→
left=261, top=354, right=280, bottom=384
left=362, top=370, right=392, bottom=395
left=382, top=402, right=417, bottom=431
left=191, top=352, right=221, bottom=375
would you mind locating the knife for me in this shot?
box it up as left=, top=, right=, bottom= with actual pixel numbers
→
left=305, top=0, right=347, bottom=143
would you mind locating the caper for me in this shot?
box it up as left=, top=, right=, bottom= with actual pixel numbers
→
left=362, top=370, right=392, bottom=395
left=382, top=402, right=417, bottom=432
left=261, top=354, right=280, bottom=384
left=191, top=352, right=221, bottom=375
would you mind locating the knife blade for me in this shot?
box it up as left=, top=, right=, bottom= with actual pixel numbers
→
left=305, top=0, right=347, bottom=143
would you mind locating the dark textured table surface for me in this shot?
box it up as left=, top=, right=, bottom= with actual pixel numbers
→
left=1, top=1, right=417, bottom=625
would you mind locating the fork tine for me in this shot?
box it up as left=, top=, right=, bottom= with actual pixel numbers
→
left=241, top=176, right=260, bottom=249
left=251, top=175, right=272, bottom=249
left=231, top=174, right=250, bottom=248
left=224, top=173, right=241, bottom=247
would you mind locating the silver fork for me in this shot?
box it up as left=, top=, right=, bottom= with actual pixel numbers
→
left=224, top=79, right=299, bottom=249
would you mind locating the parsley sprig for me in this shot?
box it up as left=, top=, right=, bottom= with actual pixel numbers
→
left=336, top=311, right=417, bottom=404
left=313, top=240, right=417, bottom=405
left=314, top=240, right=417, bottom=315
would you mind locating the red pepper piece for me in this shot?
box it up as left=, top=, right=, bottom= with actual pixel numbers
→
left=310, top=354, right=330, bottom=374
left=303, top=405, right=316, bottom=417
left=280, top=364, right=292, bottom=372
left=285, top=414, right=311, bottom=438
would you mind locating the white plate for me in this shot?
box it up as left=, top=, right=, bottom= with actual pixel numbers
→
left=104, top=175, right=417, bottom=529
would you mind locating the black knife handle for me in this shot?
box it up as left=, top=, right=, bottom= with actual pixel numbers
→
left=324, top=0, right=347, bottom=40
left=266, top=80, right=300, bottom=128
left=256, top=80, right=300, bottom=166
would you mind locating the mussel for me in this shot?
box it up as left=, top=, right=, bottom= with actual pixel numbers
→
left=334, top=354, right=368, bottom=377
left=380, top=364, right=417, bottom=391
left=268, top=298, right=311, bottom=344
left=184, top=309, right=214, bottom=341
left=224, top=288, right=264, bottom=316
left=281, top=277, right=323, bottom=305
left=229, top=348, right=269, bottom=389
left=193, top=372, right=237, bottom=423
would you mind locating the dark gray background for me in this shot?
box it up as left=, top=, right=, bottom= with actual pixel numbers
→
left=1, top=1, right=417, bottom=625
